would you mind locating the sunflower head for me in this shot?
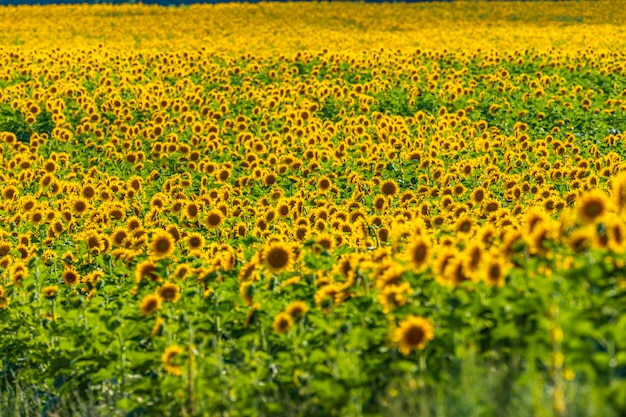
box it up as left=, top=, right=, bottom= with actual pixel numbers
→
left=262, top=241, right=293, bottom=274
left=285, top=301, right=309, bottom=320
left=162, top=345, right=185, bottom=376
left=150, top=230, right=176, bottom=259
left=205, top=210, right=224, bottom=229
left=139, top=293, right=162, bottom=316
left=62, top=268, right=80, bottom=286
left=394, top=316, right=435, bottom=355
left=158, top=282, right=180, bottom=303
left=577, top=189, right=611, bottom=224
left=272, top=312, right=293, bottom=334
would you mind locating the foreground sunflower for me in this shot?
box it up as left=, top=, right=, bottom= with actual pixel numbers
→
left=394, top=316, right=435, bottom=355
left=262, top=241, right=293, bottom=274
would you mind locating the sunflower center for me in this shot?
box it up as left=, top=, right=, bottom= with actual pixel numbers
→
left=584, top=201, right=603, bottom=218
left=405, top=326, right=425, bottom=346
left=267, top=248, right=289, bottom=269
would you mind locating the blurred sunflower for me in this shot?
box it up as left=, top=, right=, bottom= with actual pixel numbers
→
left=139, top=293, right=162, bottom=316
left=162, top=345, right=184, bottom=376
left=394, top=316, right=435, bottom=355
left=150, top=230, right=176, bottom=259
left=262, top=241, right=294, bottom=274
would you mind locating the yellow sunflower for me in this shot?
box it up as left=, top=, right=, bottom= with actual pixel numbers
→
left=139, top=293, right=162, bottom=316
left=272, top=312, right=294, bottom=334
left=150, top=230, right=176, bottom=259
left=162, top=345, right=184, bottom=376
left=158, top=282, right=181, bottom=303
left=394, top=316, right=435, bottom=355
left=262, top=241, right=293, bottom=274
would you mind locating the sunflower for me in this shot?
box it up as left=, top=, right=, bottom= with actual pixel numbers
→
left=173, top=263, right=191, bottom=281
left=85, top=232, right=105, bottom=255
left=443, top=257, right=472, bottom=287
left=317, top=175, right=332, bottom=192
left=454, top=215, right=474, bottom=236
left=185, top=232, right=205, bottom=253
left=126, top=216, right=142, bottom=231
left=139, top=293, right=162, bottom=316
left=162, top=345, right=184, bottom=376
left=10, top=262, right=28, bottom=286
left=263, top=173, right=277, bottom=187
left=158, top=282, right=180, bottom=303
left=522, top=207, right=549, bottom=235
left=315, top=232, right=335, bottom=252
left=3, top=185, right=18, bottom=200
left=111, top=227, right=129, bottom=247
left=135, top=259, right=160, bottom=283
left=471, top=186, right=486, bottom=205
left=380, top=180, right=398, bottom=197
left=43, top=285, right=59, bottom=299
left=184, top=202, right=201, bottom=221
left=606, top=215, right=626, bottom=252
left=568, top=227, right=594, bottom=253
left=285, top=301, right=309, bottom=320
left=272, top=312, right=293, bottom=334
left=81, top=184, right=96, bottom=200
left=611, top=171, right=626, bottom=212
left=205, top=209, right=224, bottom=229
left=262, top=241, right=293, bottom=274
left=577, top=189, right=610, bottom=224
left=463, top=242, right=483, bottom=277
left=481, top=255, right=508, bottom=287
left=150, top=230, right=176, bottom=259
left=394, top=316, right=435, bottom=355
left=0, top=240, right=11, bottom=257
left=240, top=281, right=255, bottom=305
left=71, top=197, right=89, bottom=216
left=62, top=268, right=80, bottom=286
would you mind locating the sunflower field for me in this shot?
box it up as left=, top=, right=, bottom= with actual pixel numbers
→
left=2, top=2, right=626, bottom=416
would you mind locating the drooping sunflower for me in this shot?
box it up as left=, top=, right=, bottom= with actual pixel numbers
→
left=43, top=285, right=59, bottom=299
left=173, top=263, right=191, bottom=281
left=150, top=230, right=176, bottom=259
left=162, top=345, right=184, bottom=376
left=139, top=293, right=162, bottom=316
left=262, top=241, right=294, bottom=274
left=239, top=281, right=255, bottom=306
left=111, top=227, right=129, bottom=247
left=10, top=262, right=28, bottom=286
left=394, top=316, right=435, bottom=355
left=285, top=301, right=309, bottom=320
left=135, top=259, right=160, bottom=283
